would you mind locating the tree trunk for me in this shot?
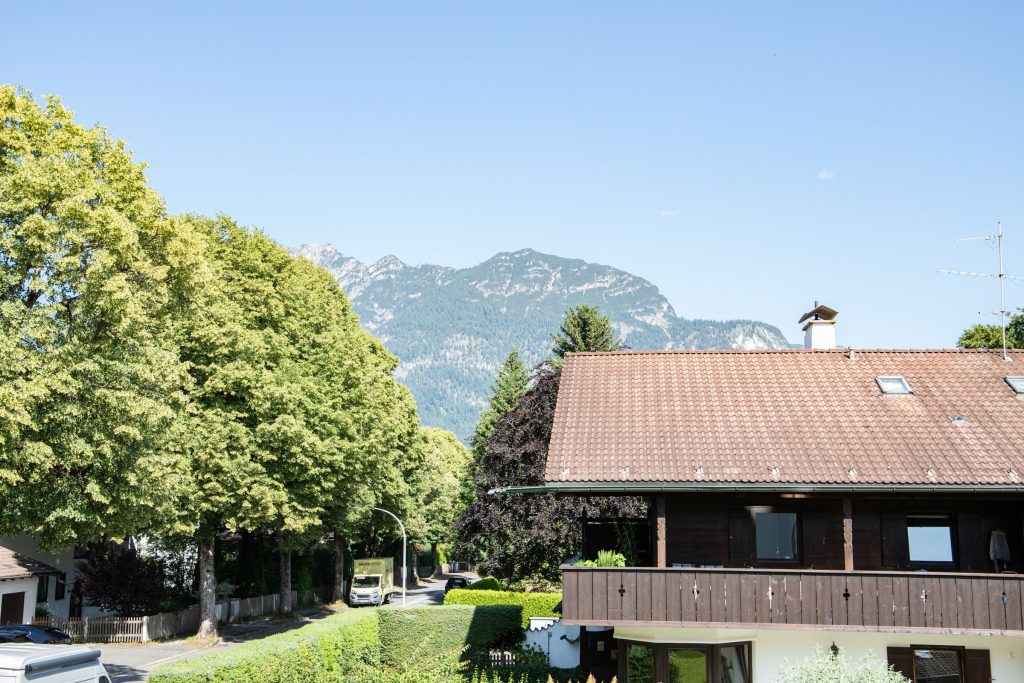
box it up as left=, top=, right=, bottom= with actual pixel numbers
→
left=332, top=532, right=346, bottom=603
left=430, top=542, right=438, bottom=578
left=279, top=547, right=292, bottom=616
left=197, top=534, right=217, bottom=638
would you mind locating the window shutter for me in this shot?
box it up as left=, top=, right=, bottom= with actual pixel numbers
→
left=880, top=511, right=909, bottom=569
left=956, top=513, right=989, bottom=571
left=886, top=647, right=913, bottom=680
left=964, top=649, right=992, bottom=683
left=801, top=510, right=828, bottom=567
left=728, top=510, right=754, bottom=566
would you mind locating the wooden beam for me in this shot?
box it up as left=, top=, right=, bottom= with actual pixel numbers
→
left=843, top=496, right=855, bottom=571
left=656, top=495, right=667, bottom=568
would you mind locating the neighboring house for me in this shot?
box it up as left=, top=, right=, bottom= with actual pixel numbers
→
left=507, top=306, right=1024, bottom=682
left=0, top=545, right=62, bottom=625
left=0, top=537, right=92, bottom=620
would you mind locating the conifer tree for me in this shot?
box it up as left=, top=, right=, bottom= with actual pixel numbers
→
left=550, top=304, right=620, bottom=366
left=472, top=350, right=530, bottom=456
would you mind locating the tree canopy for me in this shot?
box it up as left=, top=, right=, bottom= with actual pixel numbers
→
left=549, top=304, right=620, bottom=366
left=957, top=308, right=1024, bottom=349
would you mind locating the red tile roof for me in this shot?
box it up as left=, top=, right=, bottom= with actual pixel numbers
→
left=546, top=349, right=1024, bottom=487
left=0, top=546, right=61, bottom=581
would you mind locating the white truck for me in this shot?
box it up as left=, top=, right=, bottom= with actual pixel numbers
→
left=0, top=645, right=110, bottom=683
left=348, top=557, right=396, bottom=606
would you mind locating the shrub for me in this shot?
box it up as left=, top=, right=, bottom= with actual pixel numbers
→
left=149, top=608, right=381, bottom=683
left=465, top=576, right=503, bottom=591
left=772, top=647, right=909, bottom=683
left=378, top=605, right=522, bottom=667
left=572, top=550, right=626, bottom=568
left=443, top=589, right=561, bottom=628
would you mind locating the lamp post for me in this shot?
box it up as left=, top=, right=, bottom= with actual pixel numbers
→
left=369, top=506, right=407, bottom=608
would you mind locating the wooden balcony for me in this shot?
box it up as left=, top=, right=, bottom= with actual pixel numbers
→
left=561, top=566, right=1024, bottom=636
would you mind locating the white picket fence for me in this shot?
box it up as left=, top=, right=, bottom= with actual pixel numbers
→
left=34, top=587, right=327, bottom=643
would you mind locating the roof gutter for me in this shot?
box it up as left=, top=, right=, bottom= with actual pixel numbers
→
left=488, top=482, right=1024, bottom=495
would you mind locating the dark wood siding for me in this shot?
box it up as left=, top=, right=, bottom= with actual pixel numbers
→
left=964, top=649, right=992, bottom=683
left=886, top=647, right=914, bottom=679
left=659, top=493, right=1024, bottom=572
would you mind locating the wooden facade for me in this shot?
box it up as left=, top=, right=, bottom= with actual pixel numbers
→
left=566, top=491, right=1024, bottom=634
left=561, top=566, right=1024, bottom=635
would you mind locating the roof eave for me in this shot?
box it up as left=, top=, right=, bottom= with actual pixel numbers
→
left=490, top=482, right=1024, bottom=495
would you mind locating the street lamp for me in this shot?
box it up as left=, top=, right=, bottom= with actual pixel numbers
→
left=365, top=506, right=407, bottom=608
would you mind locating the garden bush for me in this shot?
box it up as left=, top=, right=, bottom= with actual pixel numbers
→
left=149, top=608, right=381, bottom=683
left=443, top=589, right=561, bottom=628
left=464, top=576, right=503, bottom=591
left=772, top=647, right=909, bottom=683
left=378, top=605, right=522, bottom=667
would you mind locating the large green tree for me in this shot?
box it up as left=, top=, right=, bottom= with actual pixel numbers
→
left=408, top=427, right=471, bottom=573
left=0, top=86, right=188, bottom=546
left=471, top=350, right=529, bottom=458
left=958, top=309, right=1024, bottom=349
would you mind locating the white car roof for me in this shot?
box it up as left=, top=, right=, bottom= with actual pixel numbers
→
left=0, top=645, right=101, bottom=672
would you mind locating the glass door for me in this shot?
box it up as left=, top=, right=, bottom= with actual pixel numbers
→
left=668, top=648, right=708, bottom=683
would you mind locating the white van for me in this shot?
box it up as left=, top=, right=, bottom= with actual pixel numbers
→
left=0, top=645, right=110, bottom=683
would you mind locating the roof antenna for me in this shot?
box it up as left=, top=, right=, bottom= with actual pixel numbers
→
left=939, top=222, right=1021, bottom=362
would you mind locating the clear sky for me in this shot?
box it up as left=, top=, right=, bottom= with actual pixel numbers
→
left=7, top=2, right=1023, bottom=348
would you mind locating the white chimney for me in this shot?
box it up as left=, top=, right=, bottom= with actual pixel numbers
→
left=799, top=303, right=838, bottom=350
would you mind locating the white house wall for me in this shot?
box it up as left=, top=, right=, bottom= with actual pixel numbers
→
left=525, top=617, right=581, bottom=669
left=0, top=577, right=38, bottom=624
left=614, top=625, right=1024, bottom=681
left=0, top=536, right=76, bottom=619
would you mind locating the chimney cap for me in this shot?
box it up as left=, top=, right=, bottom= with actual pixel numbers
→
left=798, top=304, right=838, bottom=324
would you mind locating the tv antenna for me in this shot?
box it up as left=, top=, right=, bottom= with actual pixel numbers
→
left=938, top=222, right=1023, bottom=362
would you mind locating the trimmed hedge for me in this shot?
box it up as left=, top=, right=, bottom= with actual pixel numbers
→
left=443, top=589, right=561, bottom=628
left=149, top=608, right=380, bottom=683
left=378, top=605, right=522, bottom=667
left=150, top=605, right=526, bottom=683
left=463, top=576, right=502, bottom=591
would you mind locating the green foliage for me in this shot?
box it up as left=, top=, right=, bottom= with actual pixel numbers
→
left=771, top=647, right=909, bottom=683
left=464, top=576, right=503, bottom=591
left=472, top=350, right=530, bottom=457
left=407, top=427, right=472, bottom=547
left=443, top=589, right=561, bottom=628
left=572, top=550, right=626, bottom=568
left=0, top=85, right=188, bottom=546
left=549, top=304, right=620, bottom=367
left=958, top=308, right=1024, bottom=349
left=377, top=605, right=523, bottom=666
left=151, top=606, right=526, bottom=683
left=149, top=608, right=382, bottom=683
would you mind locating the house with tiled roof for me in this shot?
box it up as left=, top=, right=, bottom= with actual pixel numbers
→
left=0, top=545, right=62, bottom=625
left=506, top=306, right=1024, bottom=683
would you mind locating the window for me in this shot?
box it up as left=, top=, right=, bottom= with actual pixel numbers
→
left=913, top=648, right=962, bottom=683
left=627, top=643, right=656, bottom=683
left=755, top=511, right=799, bottom=561
left=877, top=376, right=912, bottom=394
left=1006, top=376, right=1024, bottom=394
left=55, top=573, right=66, bottom=600
left=36, top=575, right=49, bottom=603
left=907, top=515, right=954, bottom=565
left=668, top=648, right=707, bottom=683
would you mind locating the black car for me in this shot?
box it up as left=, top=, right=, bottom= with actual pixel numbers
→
left=0, top=625, right=73, bottom=644
left=0, top=630, right=33, bottom=644
left=444, top=576, right=470, bottom=593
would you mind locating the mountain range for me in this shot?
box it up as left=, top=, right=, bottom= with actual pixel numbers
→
left=295, top=245, right=790, bottom=441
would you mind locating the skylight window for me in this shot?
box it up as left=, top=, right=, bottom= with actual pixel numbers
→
left=877, top=376, right=912, bottom=395
left=1006, top=376, right=1024, bottom=394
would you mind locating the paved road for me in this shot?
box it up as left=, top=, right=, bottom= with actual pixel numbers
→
left=99, top=575, right=460, bottom=682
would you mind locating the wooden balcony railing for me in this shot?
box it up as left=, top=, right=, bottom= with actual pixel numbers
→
left=561, top=566, right=1024, bottom=635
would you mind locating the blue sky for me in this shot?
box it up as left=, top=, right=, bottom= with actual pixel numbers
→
left=7, top=2, right=1023, bottom=348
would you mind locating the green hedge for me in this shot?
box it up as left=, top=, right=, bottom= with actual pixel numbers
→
left=378, top=605, right=522, bottom=667
left=443, top=589, right=561, bottom=628
left=149, top=608, right=380, bottom=683
left=464, top=576, right=502, bottom=591
left=150, top=606, right=526, bottom=683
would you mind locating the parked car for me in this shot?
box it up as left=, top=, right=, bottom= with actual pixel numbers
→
left=0, top=625, right=73, bottom=645
left=0, top=644, right=110, bottom=682
left=444, top=576, right=470, bottom=593
left=0, top=632, right=33, bottom=644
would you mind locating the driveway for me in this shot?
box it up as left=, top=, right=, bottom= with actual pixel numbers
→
left=100, top=575, right=464, bottom=681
